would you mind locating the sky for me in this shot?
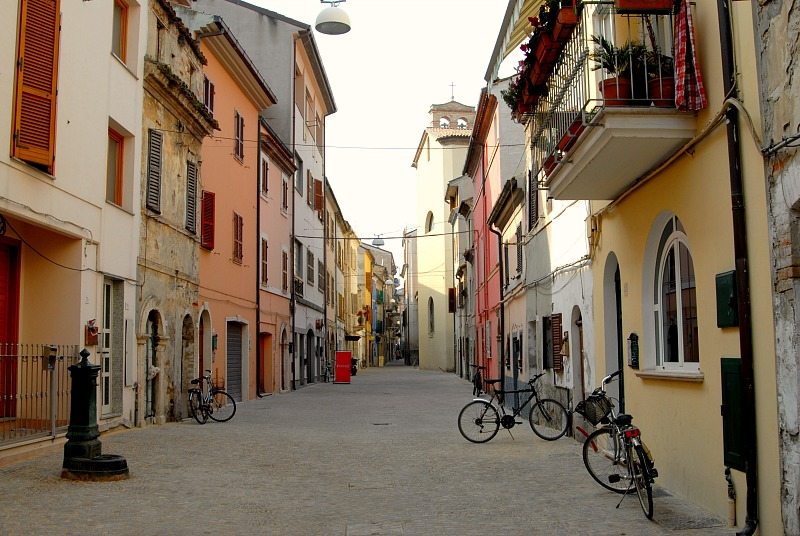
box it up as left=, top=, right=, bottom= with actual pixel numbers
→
left=248, top=0, right=511, bottom=275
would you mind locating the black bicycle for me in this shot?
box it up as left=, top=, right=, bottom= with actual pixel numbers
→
left=468, top=363, right=486, bottom=396
left=457, top=372, right=569, bottom=443
left=576, top=370, right=658, bottom=519
left=187, top=370, right=236, bottom=424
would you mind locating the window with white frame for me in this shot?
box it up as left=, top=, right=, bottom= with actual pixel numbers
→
left=307, top=251, right=315, bottom=285
left=654, top=216, right=699, bottom=369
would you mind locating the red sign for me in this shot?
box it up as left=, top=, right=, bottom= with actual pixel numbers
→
left=334, top=351, right=352, bottom=384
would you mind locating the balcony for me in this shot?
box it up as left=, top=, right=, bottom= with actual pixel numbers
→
left=518, top=2, right=698, bottom=200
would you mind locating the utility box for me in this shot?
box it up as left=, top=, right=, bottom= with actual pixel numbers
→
left=715, top=271, right=738, bottom=327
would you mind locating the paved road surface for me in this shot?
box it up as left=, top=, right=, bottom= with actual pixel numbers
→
left=0, top=364, right=730, bottom=535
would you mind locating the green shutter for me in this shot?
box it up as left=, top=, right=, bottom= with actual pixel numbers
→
left=720, top=358, right=745, bottom=471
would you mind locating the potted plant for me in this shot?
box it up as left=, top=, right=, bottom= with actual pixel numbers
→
left=646, top=51, right=675, bottom=107
left=552, top=0, right=580, bottom=43
left=590, top=35, right=647, bottom=106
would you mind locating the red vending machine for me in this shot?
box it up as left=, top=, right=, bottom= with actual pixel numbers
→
left=334, top=351, right=352, bottom=384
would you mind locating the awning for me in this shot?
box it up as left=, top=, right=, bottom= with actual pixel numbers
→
left=344, top=335, right=361, bottom=342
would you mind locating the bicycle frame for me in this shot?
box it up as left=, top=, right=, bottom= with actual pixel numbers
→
left=479, top=377, right=543, bottom=418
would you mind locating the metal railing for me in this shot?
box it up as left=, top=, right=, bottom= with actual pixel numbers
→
left=530, top=3, right=678, bottom=177
left=0, top=343, right=80, bottom=446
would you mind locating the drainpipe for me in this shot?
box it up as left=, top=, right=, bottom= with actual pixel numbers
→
left=290, top=42, right=297, bottom=391
left=717, top=1, right=758, bottom=533
left=256, top=122, right=263, bottom=398
left=489, top=226, right=505, bottom=385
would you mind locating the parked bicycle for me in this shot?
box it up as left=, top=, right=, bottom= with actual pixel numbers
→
left=458, top=371, right=569, bottom=443
left=187, top=370, right=237, bottom=424
left=575, top=370, right=658, bottom=519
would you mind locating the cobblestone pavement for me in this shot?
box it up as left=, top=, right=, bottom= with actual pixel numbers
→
left=0, top=364, right=731, bottom=535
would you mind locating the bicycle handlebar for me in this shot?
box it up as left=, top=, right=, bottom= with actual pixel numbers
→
left=529, top=372, right=546, bottom=384
left=602, top=370, right=621, bottom=386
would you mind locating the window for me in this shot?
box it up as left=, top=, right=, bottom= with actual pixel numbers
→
left=295, top=155, right=304, bottom=193
left=106, top=128, right=124, bottom=206
left=425, top=211, right=434, bottom=234
left=295, top=241, right=303, bottom=277
left=313, top=179, right=324, bottom=211
left=315, top=113, right=323, bottom=151
left=654, top=216, right=698, bottom=369
left=112, top=0, right=128, bottom=62
left=457, top=117, right=468, bottom=129
left=307, top=171, right=313, bottom=206
left=528, top=169, right=538, bottom=229
left=516, top=224, right=523, bottom=274
left=307, top=251, right=315, bottom=284
left=261, top=238, right=268, bottom=286
left=203, top=76, right=215, bottom=113
left=185, top=161, right=197, bottom=233
left=233, top=213, right=243, bottom=263
left=200, top=191, right=215, bottom=249
left=439, top=117, right=450, bottom=128
left=294, top=65, right=304, bottom=117
left=428, top=297, right=435, bottom=334
left=282, top=250, right=289, bottom=293
left=234, top=111, right=244, bottom=161
left=146, top=129, right=162, bottom=213
left=503, top=242, right=510, bottom=285
left=318, top=260, right=324, bottom=292
left=260, top=154, right=269, bottom=196
left=281, top=173, right=289, bottom=211
left=12, top=0, right=61, bottom=174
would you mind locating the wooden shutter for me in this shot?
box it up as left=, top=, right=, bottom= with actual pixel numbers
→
left=12, top=0, right=61, bottom=173
left=185, top=161, right=197, bottom=233
left=313, top=179, right=323, bottom=211
left=448, top=287, right=456, bottom=313
left=528, top=169, right=538, bottom=229
left=551, top=313, right=563, bottom=371
left=146, top=129, right=162, bottom=213
left=201, top=191, right=215, bottom=249
left=720, top=358, right=746, bottom=470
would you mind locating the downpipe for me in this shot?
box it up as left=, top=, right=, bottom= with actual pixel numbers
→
left=489, top=225, right=505, bottom=388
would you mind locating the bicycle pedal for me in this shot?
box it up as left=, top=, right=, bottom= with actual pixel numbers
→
left=515, top=421, right=523, bottom=425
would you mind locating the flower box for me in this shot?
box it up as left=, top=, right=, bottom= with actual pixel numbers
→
left=557, top=117, right=586, bottom=152
left=552, top=7, right=578, bottom=43
left=534, top=33, right=561, bottom=69
left=614, top=0, right=675, bottom=14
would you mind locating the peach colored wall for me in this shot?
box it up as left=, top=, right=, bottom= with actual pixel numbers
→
left=198, top=42, right=260, bottom=400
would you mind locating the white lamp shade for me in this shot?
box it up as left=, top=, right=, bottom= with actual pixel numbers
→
left=315, top=6, right=351, bottom=35
left=372, top=237, right=385, bottom=246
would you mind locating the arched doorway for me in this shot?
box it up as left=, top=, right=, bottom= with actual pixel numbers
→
left=145, top=310, right=162, bottom=421
left=180, top=315, right=194, bottom=420
left=603, top=254, right=625, bottom=413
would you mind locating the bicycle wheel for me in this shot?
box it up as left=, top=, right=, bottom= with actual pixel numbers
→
left=632, top=443, right=654, bottom=519
left=207, top=390, right=237, bottom=422
left=188, top=390, right=207, bottom=424
left=528, top=398, right=569, bottom=440
left=582, top=427, right=630, bottom=494
left=457, top=400, right=500, bottom=443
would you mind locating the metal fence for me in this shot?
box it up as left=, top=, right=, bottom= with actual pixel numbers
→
left=0, top=343, right=80, bottom=446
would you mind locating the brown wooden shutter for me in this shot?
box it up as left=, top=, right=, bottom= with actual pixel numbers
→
left=201, top=191, right=215, bottom=249
left=185, top=161, right=197, bottom=233
left=12, top=0, right=61, bottom=173
left=313, top=179, right=323, bottom=211
left=146, top=129, right=162, bottom=213
left=448, top=288, right=456, bottom=313
left=551, top=313, right=563, bottom=371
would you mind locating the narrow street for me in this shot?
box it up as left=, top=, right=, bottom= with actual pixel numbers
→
left=0, top=364, right=729, bottom=535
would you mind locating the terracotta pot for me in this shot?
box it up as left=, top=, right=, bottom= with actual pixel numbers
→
left=648, top=77, right=675, bottom=107
left=614, top=0, right=674, bottom=14
left=552, top=7, right=578, bottom=43
left=599, top=77, right=632, bottom=106
left=543, top=155, right=557, bottom=176
left=534, top=33, right=561, bottom=68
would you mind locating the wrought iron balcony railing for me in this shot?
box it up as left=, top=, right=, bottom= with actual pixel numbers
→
left=527, top=2, right=688, bottom=193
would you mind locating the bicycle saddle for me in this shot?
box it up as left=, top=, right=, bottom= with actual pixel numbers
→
left=190, top=378, right=200, bottom=385
left=613, top=414, right=633, bottom=427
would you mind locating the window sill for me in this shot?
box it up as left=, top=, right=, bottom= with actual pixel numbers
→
left=634, top=369, right=704, bottom=382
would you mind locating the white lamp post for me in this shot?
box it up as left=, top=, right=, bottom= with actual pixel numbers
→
left=315, top=1, right=351, bottom=35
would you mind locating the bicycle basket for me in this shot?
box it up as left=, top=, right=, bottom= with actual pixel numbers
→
left=575, top=394, right=612, bottom=425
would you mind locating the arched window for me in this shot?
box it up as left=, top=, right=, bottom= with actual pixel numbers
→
left=439, top=116, right=450, bottom=128
left=428, top=297, right=435, bottom=333
left=653, top=216, right=698, bottom=369
left=457, top=117, right=468, bottom=129
left=425, top=211, right=434, bottom=233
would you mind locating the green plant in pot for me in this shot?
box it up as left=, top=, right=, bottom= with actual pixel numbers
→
left=590, top=35, right=648, bottom=106
left=646, top=50, right=675, bottom=106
